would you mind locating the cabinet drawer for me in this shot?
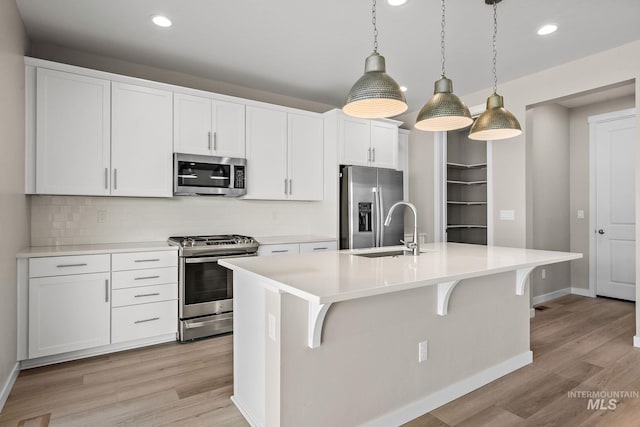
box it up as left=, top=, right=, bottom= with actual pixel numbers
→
left=112, top=283, right=177, bottom=308
left=257, top=243, right=300, bottom=256
left=112, top=251, right=177, bottom=271
left=299, top=241, right=337, bottom=253
left=112, top=267, right=177, bottom=290
left=29, top=254, right=110, bottom=278
left=112, top=300, right=177, bottom=344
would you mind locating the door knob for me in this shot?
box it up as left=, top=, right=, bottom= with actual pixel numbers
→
left=597, top=229, right=605, bottom=235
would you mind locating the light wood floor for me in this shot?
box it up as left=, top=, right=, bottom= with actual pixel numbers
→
left=0, top=295, right=638, bottom=426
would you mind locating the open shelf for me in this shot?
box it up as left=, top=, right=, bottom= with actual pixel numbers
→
left=447, top=225, right=488, bottom=229
left=447, top=201, right=487, bottom=205
left=447, top=180, right=487, bottom=185
left=446, top=162, right=487, bottom=170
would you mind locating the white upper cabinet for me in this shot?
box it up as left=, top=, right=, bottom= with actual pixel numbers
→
left=287, top=112, right=324, bottom=201
left=245, top=106, right=288, bottom=199
left=111, top=82, right=173, bottom=197
left=339, top=114, right=399, bottom=169
left=35, top=68, right=111, bottom=195
left=245, top=106, right=324, bottom=201
left=174, top=92, right=245, bottom=158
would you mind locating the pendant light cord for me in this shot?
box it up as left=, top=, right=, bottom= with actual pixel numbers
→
left=492, top=1, right=498, bottom=94
left=372, top=0, right=379, bottom=53
left=440, top=0, right=446, bottom=78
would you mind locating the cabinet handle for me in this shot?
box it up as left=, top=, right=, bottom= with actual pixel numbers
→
left=372, top=148, right=376, bottom=162
left=208, top=132, right=212, bottom=150
left=105, top=279, right=109, bottom=303
left=134, top=275, right=161, bottom=281
left=104, top=168, right=108, bottom=190
left=213, top=132, right=217, bottom=151
left=134, top=293, right=160, bottom=298
left=134, top=258, right=160, bottom=263
left=313, top=247, right=329, bottom=251
left=56, top=263, right=87, bottom=268
left=367, top=147, right=371, bottom=162
left=113, top=169, right=118, bottom=190
left=135, top=317, right=160, bottom=324
left=289, top=179, right=292, bottom=195
left=272, top=250, right=289, bottom=253
left=284, top=178, right=288, bottom=195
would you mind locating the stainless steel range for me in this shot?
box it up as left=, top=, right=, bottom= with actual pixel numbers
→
left=168, top=234, right=259, bottom=341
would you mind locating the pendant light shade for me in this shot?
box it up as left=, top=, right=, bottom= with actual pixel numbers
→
left=415, top=0, right=472, bottom=131
left=343, top=0, right=408, bottom=119
left=415, top=77, right=472, bottom=131
left=468, top=93, right=521, bottom=140
left=343, top=53, right=408, bottom=119
left=468, top=0, right=521, bottom=141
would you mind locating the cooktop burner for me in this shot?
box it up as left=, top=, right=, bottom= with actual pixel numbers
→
left=168, top=234, right=259, bottom=256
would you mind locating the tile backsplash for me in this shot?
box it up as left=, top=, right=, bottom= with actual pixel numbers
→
left=30, top=195, right=336, bottom=246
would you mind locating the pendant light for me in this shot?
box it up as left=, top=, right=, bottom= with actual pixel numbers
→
left=343, top=0, right=408, bottom=119
left=415, top=0, right=472, bottom=132
left=469, top=0, right=521, bottom=141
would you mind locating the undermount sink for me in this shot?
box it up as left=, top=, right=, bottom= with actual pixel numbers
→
left=354, top=250, right=414, bottom=258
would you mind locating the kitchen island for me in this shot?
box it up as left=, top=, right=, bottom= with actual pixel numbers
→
left=220, top=243, right=581, bottom=427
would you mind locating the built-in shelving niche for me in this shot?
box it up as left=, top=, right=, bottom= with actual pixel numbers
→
left=445, top=129, right=488, bottom=245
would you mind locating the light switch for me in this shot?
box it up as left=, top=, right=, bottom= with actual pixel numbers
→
left=577, top=210, right=585, bottom=219
left=499, top=210, right=515, bottom=221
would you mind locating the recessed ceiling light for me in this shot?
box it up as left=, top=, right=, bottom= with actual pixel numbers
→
left=537, top=24, right=557, bottom=36
left=400, top=86, right=408, bottom=92
left=151, top=15, right=172, bottom=28
left=388, top=0, right=408, bottom=6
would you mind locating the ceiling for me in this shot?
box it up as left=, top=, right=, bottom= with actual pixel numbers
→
left=16, top=0, right=640, bottom=114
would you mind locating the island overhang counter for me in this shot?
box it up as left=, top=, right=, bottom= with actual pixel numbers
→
left=220, top=243, right=581, bottom=427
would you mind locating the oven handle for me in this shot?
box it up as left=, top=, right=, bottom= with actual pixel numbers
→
left=184, top=252, right=257, bottom=264
left=185, top=312, right=233, bottom=328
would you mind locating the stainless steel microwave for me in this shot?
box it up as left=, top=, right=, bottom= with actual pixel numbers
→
left=174, top=153, right=247, bottom=196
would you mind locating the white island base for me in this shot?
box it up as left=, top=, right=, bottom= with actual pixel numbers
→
left=221, top=243, right=581, bottom=426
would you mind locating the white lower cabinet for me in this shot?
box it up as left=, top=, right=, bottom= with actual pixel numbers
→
left=23, top=249, right=178, bottom=362
left=28, top=272, right=111, bottom=359
left=258, top=240, right=337, bottom=256
left=112, top=300, right=178, bottom=344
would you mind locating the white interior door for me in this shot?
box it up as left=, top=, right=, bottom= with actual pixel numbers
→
left=593, top=111, right=636, bottom=301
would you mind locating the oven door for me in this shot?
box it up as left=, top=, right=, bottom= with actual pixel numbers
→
left=179, top=252, right=255, bottom=319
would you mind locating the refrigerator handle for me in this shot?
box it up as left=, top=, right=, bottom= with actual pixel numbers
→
left=372, top=187, right=379, bottom=247
left=378, top=186, right=384, bottom=247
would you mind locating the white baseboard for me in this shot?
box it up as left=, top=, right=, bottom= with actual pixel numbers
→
left=634, top=336, right=640, bottom=348
left=532, top=288, right=570, bottom=306
left=571, top=287, right=595, bottom=298
left=231, top=395, right=262, bottom=427
left=20, top=334, right=176, bottom=369
left=362, top=351, right=533, bottom=427
left=0, top=362, right=20, bottom=412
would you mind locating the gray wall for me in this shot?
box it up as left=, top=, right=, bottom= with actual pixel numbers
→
left=0, top=0, right=29, bottom=400
left=527, top=103, right=571, bottom=298
left=569, top=95, right=635, bottom=290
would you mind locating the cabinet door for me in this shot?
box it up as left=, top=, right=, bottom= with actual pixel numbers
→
left=299, top=241, right=338, bottom=253
left=245, top=106, right=288, bottom=199
left=111, top=82, right=173, bottom=197
left=340, top=117, right=371, bottom=166
left=212, top=99, right=246, bottom=158
left=288, top=113, right=324, bottom=201
left=29, top=272, right=110, bottom=358
left=370, top=121, right=398, bottom=170
left=257, top=243, right=300, bottom=256
left=173, top=93, right=212, bottom=155
left=35, top=68, right=111, bottom=195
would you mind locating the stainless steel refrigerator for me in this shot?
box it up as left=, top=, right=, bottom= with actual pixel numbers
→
left=340, top=165, right=404, bottom=249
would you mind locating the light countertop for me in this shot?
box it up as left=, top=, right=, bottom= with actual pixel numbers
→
left=254, top=235, right=337, bottom=245
left=220, top=243, right=582, bottom=304
left=17, top=241, right=177, bottom=258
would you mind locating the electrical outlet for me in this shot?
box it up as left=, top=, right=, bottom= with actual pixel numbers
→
left=541, top=269, right=546, bottom=280
left=97, top=210, right=107, bottom=223
left=577, top=210, right=585, bottom=219
left=418, top=340, right=428, bottom=362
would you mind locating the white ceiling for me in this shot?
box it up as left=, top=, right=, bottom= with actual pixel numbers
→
left=15, top=0, right=640, bottom=114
